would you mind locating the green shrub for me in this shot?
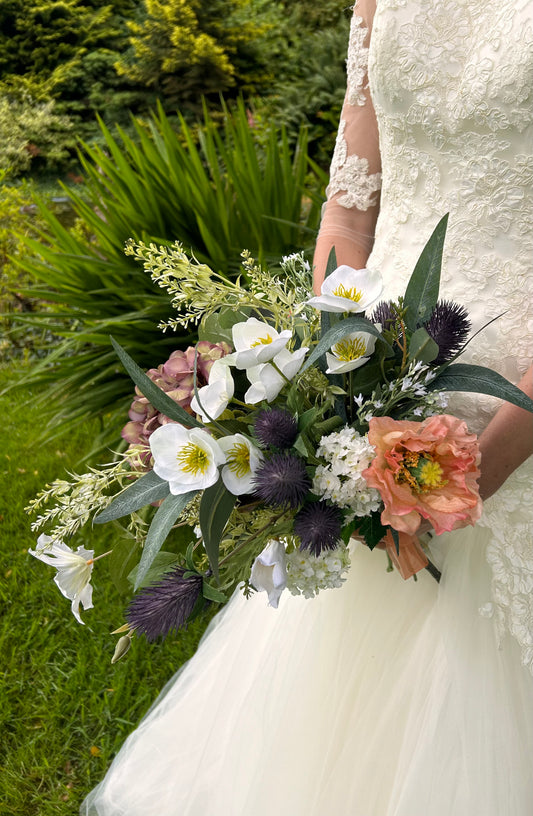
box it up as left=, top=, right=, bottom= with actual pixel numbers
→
left=0, top=175, right=64, bottom=360
left=13, top=103, right=325, bottom=447
left=0, top=92, right=74, bottom=177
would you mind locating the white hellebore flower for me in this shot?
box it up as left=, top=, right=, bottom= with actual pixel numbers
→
left=232, top=317, right=292, bottom=369
left=250, top=539, right=287, bottom=608
left=218, top=433, right=263, bottom=495
left=190, top=357, right=235, bottom=422
left=307, top=265, right=383, bottom=313
left=28, top=534, right=94, bottom=624
left=326, top=330, right=379, bottom=374
left=244, top=346, right=308, bottom=404
left=150, top=423, right=226, bottom=494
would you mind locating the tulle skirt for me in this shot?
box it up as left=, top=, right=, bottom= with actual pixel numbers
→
left=82, top=528, right=533, bottom=816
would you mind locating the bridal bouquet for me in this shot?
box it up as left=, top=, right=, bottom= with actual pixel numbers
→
left=27, top=215, right=533, bottom=657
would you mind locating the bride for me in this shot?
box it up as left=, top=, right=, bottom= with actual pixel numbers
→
left=83, top=0, right=533, bottom=813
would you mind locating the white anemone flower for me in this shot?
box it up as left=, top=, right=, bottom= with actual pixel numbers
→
left=232, top=317, right=292, bottom=369
left=218, top=433, right=263, bottom=495
left=244, top=346, right=308, bottom=404
left=28, top=534, right=94, bottom=624
left=250, top=539, right=287, bottom=608
left=326, top=330, right=379, bottom=374
left=307, top=265, right=383, bottom=313
left=190, top=358, right=235, bottom=422
left=150, top=424, right=226, bottom=494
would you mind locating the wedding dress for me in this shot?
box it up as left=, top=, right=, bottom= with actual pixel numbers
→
left=83, top=0, right=533, bottom=813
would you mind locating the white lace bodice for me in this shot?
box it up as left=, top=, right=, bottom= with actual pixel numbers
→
left=323, top=0, right=533, bottom=670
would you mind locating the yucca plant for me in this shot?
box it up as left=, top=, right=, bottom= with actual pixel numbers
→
left=12, top=101, right=325, bottom=449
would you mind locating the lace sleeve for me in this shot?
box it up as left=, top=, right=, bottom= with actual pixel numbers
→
left=314, top=0, right=381, bottom=286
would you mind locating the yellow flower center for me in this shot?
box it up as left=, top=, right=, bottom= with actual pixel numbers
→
left=394, top=451, right=447, bottom=493
left=333, top=337, right=367, bottom=361
left=176, top=443, right=210, bottom=475
left=417, top=460, right=445, bottom=489
left=251, top=334, right=273, bottom=347
left=226, top=442, right=251, bottom=478
left=332, top=283, right=363, bottom=303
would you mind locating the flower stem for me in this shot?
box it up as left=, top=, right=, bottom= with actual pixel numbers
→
left=86, top=550, right=113, bottom=565
left=218, top=509, right=290, bottom=568
left=424, top=558, right=441, bottom=583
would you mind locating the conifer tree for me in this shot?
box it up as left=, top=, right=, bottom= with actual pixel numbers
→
left=116, top=0, right=275, bottom=110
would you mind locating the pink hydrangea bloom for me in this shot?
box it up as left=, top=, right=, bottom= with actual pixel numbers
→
left=362, top=414, right=482, bottom=536
left=121, top=342, right=231, bottom=462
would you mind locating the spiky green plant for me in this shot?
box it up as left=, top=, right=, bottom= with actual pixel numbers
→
left=12, top=102, right=324, bottom=449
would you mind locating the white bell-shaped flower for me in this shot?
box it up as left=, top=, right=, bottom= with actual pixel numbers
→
left=190, top=358, right=235, bottom=422
left=250, top=539, right=288, bottom=608
left=307, top=265, right=383, bottom=313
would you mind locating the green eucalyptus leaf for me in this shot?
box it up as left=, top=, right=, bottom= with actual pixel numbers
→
left=325, top=246, right=338, bottom=279
left=110, top=336, right=203, bottom=428
left=129, top=551, right=180, bottom=589
left=293, top=434, right=310, bottom=458
left=429, top=363, right=533, bottom=412
left=199, top=480, right=237, bottom=581
left=108, top=537, right=141, bottom=595
left=202, top=581, right=228, bottom=603
left=302, top=317, right=388, bottom=373
left=403, top=214, right=448, bottom=330
left=185, top=542, right=196, bottom=572
left=298, top=407, right=320, bottom=432
left=94, top=470, right=170, bottom=524
left=409, top=327, right=439, bottom=363
left=134, top=491, right=198, bottom=590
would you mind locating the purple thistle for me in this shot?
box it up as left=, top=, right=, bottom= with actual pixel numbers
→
left=370, top=301, right=397, bottom=330
left=425, top=300, right=471, bottom=364
left=254, top=408, right=298, bottom=449
left=294, top=502, right=343, bottom=556
left=127, top=567, right=203, bottom=641
left=253, top=453, right=311, bottom=508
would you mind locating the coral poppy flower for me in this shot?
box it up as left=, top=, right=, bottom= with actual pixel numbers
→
left=362, top=415, right=482, bottom=536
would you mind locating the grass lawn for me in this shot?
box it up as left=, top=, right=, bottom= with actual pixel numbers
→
left=0, top=363, right=211, bottom=814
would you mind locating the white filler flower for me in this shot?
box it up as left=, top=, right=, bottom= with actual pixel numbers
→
left=313, top=427, right=381, bottom=518
left=190, top=357, right=235, bottom=422
left=286, top=543, right=351, bottom=599
left=232, top=317, right=292, bottom=369
left=307, top=265, right=383, bottom=313
left=28, top=534, right=94, bottom=624
left=218, top=433, right=263, bottom=495
left=326, top=330, right=378, bottom=374
left=250, top=539, right=288, bottom=608
left=150, top=424, right=226, bottom=494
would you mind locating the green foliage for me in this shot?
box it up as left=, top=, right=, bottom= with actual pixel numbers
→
left=116, top=0, right=278, bottom=112
left=12, top=104, right=323, bottom=445
left=0, top=176, right=63, bottom=360
left=0, top=94, right=74, bottom=177
left=250, top=4, right=351, bottom=166
left=0, top=361, right=212, bottom=813
left=0, top=0, right=141, bottom=175
left=0, top=0, right=353, bottom=180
